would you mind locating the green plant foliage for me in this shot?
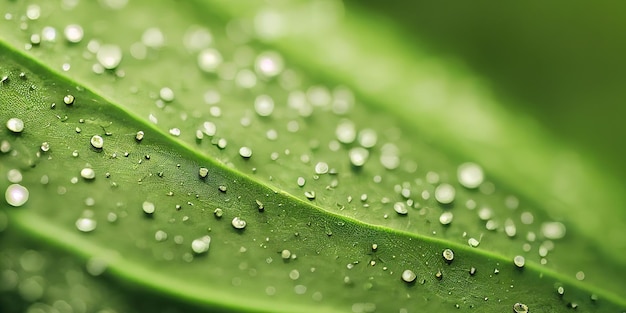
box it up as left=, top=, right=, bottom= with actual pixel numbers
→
left=0, top=1, right=624, bottom=312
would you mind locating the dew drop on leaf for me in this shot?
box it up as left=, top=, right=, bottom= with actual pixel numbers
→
left=231, top=217, right=246, bottom=229
left=254, top=95, right=275, bottom=117
left=348, top=147, right=369, bottom=167
left=198, top=167, right=209, bottom=178
left=75, top=217, right=97, bottom=232
left=357, top=128, right=377, bottom=148
left=63, top=94, right=75, bottom=105
left=142, top=201, right=155, bottom=214
left=314, top=162, right=329, bottom=175
left=439, top=212, right=453, bottom=225
left=191, top=235, right=211, bottom=254
left=80, top=168, right=95, bottom=180
left=159, top=87, right=175, bottom=102
left=401, top=269, right=416, bottom=283
left=90, top=135, right=104, bottom=149
left=7, top=169, right=22, bottom=183
left=197, top=48, right=223, bottom=73
left=468, top=237, right=480, bottom=247
left=5, top=184, right=29, bottom=207
left=393, top=202, right=408, bottom=215
left=96, top=44, right=123, bottom=70
left=6, top=118, right=24, bottom=133
left=255, top=51, right=284, bottom=77
left=154, top=230, right=168, bottom=242
left=281, top=249, right=291, bottom=259
left=541, top=222, right=566, bottom=239
left=289, top=269, right=300, bottom=280
left=335, top=120, right=356, bottom=144
left=434, top=183, right=455, bottom=204
left=457, top=162, right=484, bottom=189
left=442, top=248, right=454, bottom=263
left=513, top=255, right=525, bottom=268
left=505, top=218, right=517, bottom=237
left=512, top=302, right=529, bottom=313
left=239, top=146, right=252, bottom=159
left=64, top=24, right=84, bottom=43
left=135, top=131, right=144, bottom=141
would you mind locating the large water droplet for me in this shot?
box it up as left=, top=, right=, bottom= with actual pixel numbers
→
left=335, top=120, right=356, bottom=144
left=64, top=24, right=84, bottom=43
left=541, top=222, right=566, bottom=239
left=457, top=162, right=484, bottom=189
left=401, top=269, right=416, bottom=283
left=80, top=168, right=95, bottom=180
left=90, top=135, right=104, bottom=149
left=5, top=184, right=29, bottom=207
left=314, top=162, right=329, bottom=174
left=255, top=51, right=284, bottom=77
left=442, top=248, right=454, bottom=263
left=6, top=118, right=24, bottom=133
left=142, top=201, right=155, bottom=214
left=191, top=235, right=211, bottom=254
left=75, top=217, right=97, bottom=232
left=254, top=95, right=275, bottom=117
left=96, top=44, right=122, bottom=69
left=232, top=217, right=246, bottom=229
left=513, top=255, right=525, bottom=268
left=393, top=202, right=408, bottom=215
left=348, top=147, right=369, bottom=167
left=239, top=147, right=252, bottom=159
left=439, top=212, right=453, bottom=225
left=197, top=48, right=222, bottom=73
left=357, top=129, right=377, bottom=148
left=434, top=183, right=455, bottom=204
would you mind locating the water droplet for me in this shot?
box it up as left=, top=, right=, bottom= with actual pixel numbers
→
left=541, top=222, right=566, bottom=239
left=336, top=120, right=356, bottom=144
left=239, top=146, right=252, bottom=159
left=159, top=87, right=175, bottom=102
left=39, top=142, right=50, bottom=152
left=254, top=95, right=275, bottom=117
left=199, top=167, right=209, bottom=178
left=393, top=202, right=408, bottom=215
left=41, top=26, right=57, bottom=42
left=232, top=217, right=246, bottom=229
left=380, top=143, right=400, bottom=170
left=504, top=218, right=517, bottom=237
left=314, top=162, right=329, bottom=174
left=469, top=267, right=477, bottom=275
left=304, top=191, right=316, bottom=200
left=439, top=212, right=453, bottom=225
left=191, top=235, right=211, bottom=254
left=63, top=94, right=75, bottom=105
left=135, top=131, right=144, bottom=141
left=142, top=201, right=155, bottom=214
left=442, top=248, right=454, bottom=263
left=155, top=230, right=168, bottom=242
left=281, top=249, right=291, bottom=259
left=97, top=44, right=123, bottom=69
left=169, top=128, right=181, bottom=137
left=575, top=271, right=585, bottom=281
left=141, top=27, right=165, bottom=48
left=513, top=255, right=525, bottom=268
left=26, top=4, right=41, bottom=20
left=478, top=207, right=493, bottom=221
left=86, top=257, right=108, bottom=276
left=434, top=183, right=455, bottom=204
left=401, top=269, right=416, bottom=283
left=512, top=302, right=529, bottom=313
left=64, top=24, right=84, bottom=43
left=457, top=162, right=484, bottom=189
left=217, top=138, right=227, bottom=149
left=214, top=208, right=223, bottom=218
left=468, top=237, right=480, bottom=247
left=7, top=169, right=22, bottom=183
left=80, top=168, right=95, bottom=180
left=348, top=147, right=369, bottom=167
left=75, top=217, right=96, bottom=232
left=358, top=129, right=377, bottom=148
left=5, top=184, right=29, bottom=207
left=255, top=51, right=284, bottom=77
left=289, top=269, right=300, bottom=280
left=90, top=135, right=104, bottom=149
left=6, top=118, right=24, bottom=133
left=197, top=48, right=222, bottom=73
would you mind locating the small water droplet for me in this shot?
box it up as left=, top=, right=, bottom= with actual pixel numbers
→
left=232, top=217, right=246, bottom=229
left=401, top=269, right=416, bottom=283
left=5, top=184, right=29, bottom=207
left=380, top=143, right=400, bottom=170
left=478, top=207, right=493, bottom=221
left=281, top=249, right=291, bottom=259
left=7, top=169, right=22, bottom=183
left=468, top=238, right=480, bottom=247
left=512, top=302, right=529, bottom=313
left=159, top=87, right=175, bottom=102
left=304, top=191, right=316, bottom=200
left=154, top=230, right=168, bottom=242
left=199, top=167, right=209, bottom=178
left=442, top=248, right=454, bottom=263
left=75, top=217, right=96, bottom=232
left=439, top=212, right=453, bottom=225
left=469, top=267, right=476, bottom=275
left=80, top=168, right=95, bottom=180
left=289, top=269, right=300, bottom=280
left=575, top=271, right=585, bottom=281
left=142, top=201, right=155, bottom=214
left=141, top=27, right=165, bottom=48
left=135, top=131, right=144, bottom=141
left=26, top=4, right=41, bottom=20
left=255, top=51, right=284, bottom=77
left=393, top=202, right=408, bottom=215
left=64, top=24, right=84, bottom=43
left=169, top=128, right=181, bottom=137
left=358, top=129, right=377, bottom=148
left=505, top=218, right=517, bottom=237
left=457, top=163, right=484, bottom=189
left=191, top=235, right=211, bottom=254
left=213, top=208, right=223, bottom=218
left=297, top=177, right=306, bottom=187
left=239, top=147, right=252, bottom=158
left=513, top=255, right=525, bottom=268
left=434, top=184, right=455, bottom=204
left=63, top=94, right=75, bottom=105
left=90, top=135, right=104, bottom=149
left=96, top=44, right=123, bottom=69
left=6, top=118, right=24, bottom=133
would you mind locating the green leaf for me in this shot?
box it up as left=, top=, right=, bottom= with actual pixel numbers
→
left=0, top=1, right=624, bottom=313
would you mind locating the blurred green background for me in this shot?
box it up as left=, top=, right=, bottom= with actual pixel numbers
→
left=347, top=0, right=626, bottom=179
